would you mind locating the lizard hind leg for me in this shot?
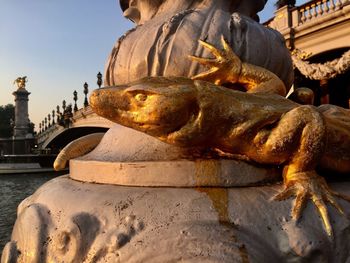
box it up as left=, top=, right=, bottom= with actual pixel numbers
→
left=274, top=170, right=348, bottom=236
left=264, top=105, right=348, bottom=236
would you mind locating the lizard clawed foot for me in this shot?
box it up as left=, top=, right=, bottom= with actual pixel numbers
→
left=189, top=36, right=242, bottom=85
left=274, top=171, right=350, bottom=236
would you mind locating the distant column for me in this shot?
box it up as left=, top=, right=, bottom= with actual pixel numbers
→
left=11, top=76, right=34, bottom=154
left=12, top=84, right=30, bottom=138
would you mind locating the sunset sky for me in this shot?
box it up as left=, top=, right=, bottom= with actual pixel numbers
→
left=0, top=0, right=307, bottom=131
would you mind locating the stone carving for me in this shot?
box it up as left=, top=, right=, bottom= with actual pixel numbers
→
left=119, top=0, right=267, bottom=24
left=292, top=49, right=350, bottom=80
left=13, top=76, right=27, bottom=89
left=91, top=39, right=350, bottom=236
left=2, top=176, right=350, bottom=262
left=106, top=1, right=293, bottom=90
left=1, top=179, right=145, bottom=263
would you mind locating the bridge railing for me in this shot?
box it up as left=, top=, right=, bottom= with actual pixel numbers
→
left=265, top=0, right=350, bottom=48
left=36, top=104, right=115, bottom=149
left=297, top=0, right=349, bottom=26
left=36, top=121, right=64, bottom=146
left=36, top=106, right=91, bottom=144
left=265, top=0, right=350, bottom=29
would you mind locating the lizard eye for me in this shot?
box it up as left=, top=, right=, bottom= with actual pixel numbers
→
left=135, top=93, right=147, bottom=102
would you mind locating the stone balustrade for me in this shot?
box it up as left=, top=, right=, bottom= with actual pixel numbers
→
left=36, top=105, right=114, bottom=150
left=264, top=0, right=350, bottom=53
left=298, top=0, right=348, bottom=26
left=266, top=0, right=349, bottom=29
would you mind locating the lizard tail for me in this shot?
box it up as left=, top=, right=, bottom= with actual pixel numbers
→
left=53, top=132, right=105, bottom=171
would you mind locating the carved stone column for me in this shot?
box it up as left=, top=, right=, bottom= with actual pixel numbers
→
left=12, top=88, right=30, bottom=138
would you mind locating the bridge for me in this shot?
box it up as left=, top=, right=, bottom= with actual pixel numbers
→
left=36, top=105, right=114, bottom=153
left=36, top=75, right=114, bottom=152
left=36, top=0, right=350, bottom=152
left=266, top=0, right=350, bottom=55
left=265, top=0, right=350, bottom=107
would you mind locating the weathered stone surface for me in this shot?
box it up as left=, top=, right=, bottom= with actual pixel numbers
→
left=105, top=4, right=293, bottom=89
left=2, top=175, right=350, bottom=262
left=119, top=0, right=267, bottom=23
left=12, top=88, right=31, bottom=139
left=78, top=124, right=194, bottom=162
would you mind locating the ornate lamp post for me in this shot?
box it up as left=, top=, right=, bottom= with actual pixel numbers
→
left=44, top=117, right=47, bottom=130
left=42, top=120, right=44, bottom=131
left=62, top=100, right=66, bottom=113
left=97, top=72, right=102, bottom=88
left=68, top=104, right=73, bottom=117
left=56, top=105, right=61, bottom=123
left=83, top=82, right=89, bottom=107
left=73, top=90, right=78, bottom=112
left=48, top=114, right=51, bottom=127
left=64, top=104, right=73, bottom=128
left=39, top=123, right=42, bottom=133
left=52, top=110, right=55, bottom=125
left=62, top=100, right=67, bottom=123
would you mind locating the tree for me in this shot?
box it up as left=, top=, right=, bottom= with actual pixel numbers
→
left=275, top=0, right=296, bottom=9
left=0, top=104, right=15, bottom=138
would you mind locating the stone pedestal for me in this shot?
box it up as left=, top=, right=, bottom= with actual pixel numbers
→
left=2, top=126, right=350, bottom=262
left=11, top=87, right=33, bottom=154
left=11, top=137, right=35, bottom=155
left=2, top=176, right=350, bottom=263
left=12, top=88, right=30, bottom=139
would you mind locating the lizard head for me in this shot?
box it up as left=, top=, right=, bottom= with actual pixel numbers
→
left=90, top=77, right=200, bottom=141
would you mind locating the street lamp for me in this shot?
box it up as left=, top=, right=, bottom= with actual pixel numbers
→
left=97, top=72, right=102, bottom=88
left=48, top=114, right=51, bottom=127
left=62, top=100, right=66, bottom=113
left=56, top=105, right=61, bottom=122
left=52, top=110, right=55, bottom=125
left=83, top=82, right=89, bottom=107
left=73, top=90, right=78, bottom=112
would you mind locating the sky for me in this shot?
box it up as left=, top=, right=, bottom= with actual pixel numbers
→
left=0, top=0, right=307, bottom=131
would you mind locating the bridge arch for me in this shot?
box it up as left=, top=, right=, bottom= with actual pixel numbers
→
left=37, top=106, right=115, bottom=152
left=42, top=126, right=109, bottom=153
left=266, top=0, right=350, bottom=55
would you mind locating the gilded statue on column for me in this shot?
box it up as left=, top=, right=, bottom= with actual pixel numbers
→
left=13, top=76, right=27, bottom=89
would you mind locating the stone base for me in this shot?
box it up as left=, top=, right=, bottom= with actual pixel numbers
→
left=2, top=175, right=350, bottom=262
left=70, top=159, right=280, bottom=187
left=70, top=125, right=281, bottom=187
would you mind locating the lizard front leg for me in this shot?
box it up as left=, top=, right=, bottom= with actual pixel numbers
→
left=256, top=105, right=349, bottom=236
left=189, top=37, right=286, bottom=96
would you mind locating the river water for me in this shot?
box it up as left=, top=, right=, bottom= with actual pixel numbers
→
left=0, top=173, right=63, bottom=252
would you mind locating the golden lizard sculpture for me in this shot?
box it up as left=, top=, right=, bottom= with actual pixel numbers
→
left=53, top=38, right=349, bottom=236
left=89, top=39, right=350, bottom=236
